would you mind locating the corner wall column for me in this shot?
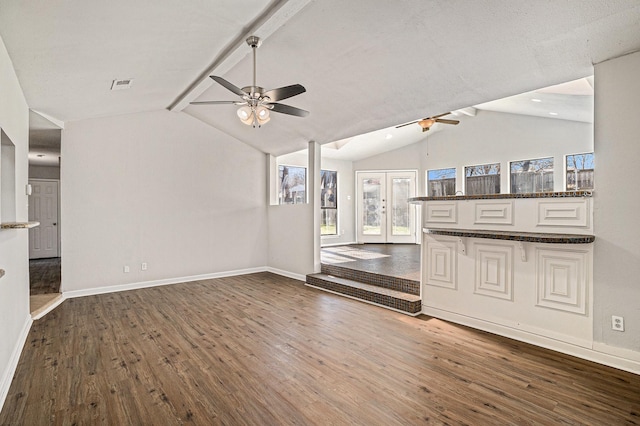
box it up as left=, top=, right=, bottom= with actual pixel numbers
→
left=308, top=140, right=321, bottom=272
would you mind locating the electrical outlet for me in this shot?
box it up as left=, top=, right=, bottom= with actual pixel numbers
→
left=141, top=262, right=147, bottom=271
left=612, top=315, right=624, bottom=332
left=123, top=265, right=130, bottom=273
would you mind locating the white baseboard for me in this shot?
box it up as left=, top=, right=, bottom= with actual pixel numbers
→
left=423, top=306, right=640, bottom=375
left=63, top=267, right=268, bottom=299
left=266, top=267, right=306, bottom=282
left=0, top=314, right=33, bottom=412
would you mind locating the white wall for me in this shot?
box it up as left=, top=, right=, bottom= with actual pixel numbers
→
left=267, top=145, right=319, bottom=278
left=0, top=35, right=31, bottom=409
left=355, top=111, right=593, bottom=196
left=593, top=51, right=640, bottom=359
left=353, top=142, right=423, bottom=181
left=421, top=111, right=593, bottom=194
left=29, top=165, right=60, bottom=180
left=276, top=150, right=356, bottom=246
left=320, top=157, right=355, bottom=245
left=61, top=110, right=268, bottom=293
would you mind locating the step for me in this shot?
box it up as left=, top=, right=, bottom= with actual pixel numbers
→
left=321, top=263, right=420, bottom=295
left=306, top=273, right=421, bottom=315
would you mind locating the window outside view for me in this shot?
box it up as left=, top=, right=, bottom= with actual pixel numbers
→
left=362, top=178, right=382, bottom=235
left=510, top=157, right=554, bottom=194
left=320, top=170, right=337, bottom=235
left=427, top=168, right=456, bottom=196
left=391, top=178, right=411, bottom=235
left=465, top=163, right=501, bottom=195
left=278, top=165, right=306, bottom=204
left=566, top=153, right=594, bottom=190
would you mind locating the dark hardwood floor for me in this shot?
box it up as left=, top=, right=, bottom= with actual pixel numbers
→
left=2, top=272, right=639, bottom=425
left=29, top=257, right=61, bottom=295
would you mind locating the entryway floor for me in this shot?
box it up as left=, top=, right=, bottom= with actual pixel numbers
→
left=30, top=293, right=63, bottom=318
left=29, top=257, right=62, bottom=317
left=321, top=243, right=420, bottom=282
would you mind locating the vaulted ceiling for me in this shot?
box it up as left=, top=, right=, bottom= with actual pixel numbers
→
left=2, top=0, right=639, bottom=157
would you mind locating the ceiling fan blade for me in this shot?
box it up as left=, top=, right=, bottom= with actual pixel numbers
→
left=396, top=120, right=421, bottom=128
left=210, top=76, right=247, bottom=97
left=269, top=103, right=309, bottom=117
left=431, top=112, right=453, bottom=119
left=262, top=84, right=306, bottom=102
left=189, top=100, right=245, bottom=105
left=435, top=119, right=460, bottom=125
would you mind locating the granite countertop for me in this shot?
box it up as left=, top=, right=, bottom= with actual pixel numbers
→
left=0, top=221, right=40, bottom=229
left=424, top=228, right=595, bottom=244
left=409, top=190, right=593, bottom=203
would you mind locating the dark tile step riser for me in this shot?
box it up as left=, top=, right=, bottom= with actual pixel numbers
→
left=321, top=263, right=420, bottom=295
left=306, top=275, right=421, bottom=314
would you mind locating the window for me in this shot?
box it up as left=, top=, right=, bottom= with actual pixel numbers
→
left=566, top=152, right=594, bottom=190
left=321, top=170, right=337, bottom=235
left=427, top=168, right=456, bottom=196
left=465, top=163, right=500, bottom=195
left=510, top=157, right=554, bottom=194
left=278, top=165, right=306, bottom=204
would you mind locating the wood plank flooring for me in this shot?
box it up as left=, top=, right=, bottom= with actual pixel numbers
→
left=29, top=257, right=61, bottom=295
left=2, top=272, right=639, bottom=425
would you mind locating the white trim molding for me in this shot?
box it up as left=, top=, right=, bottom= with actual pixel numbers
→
left=0, top=315, right=33, bottom=412
left=62, top=267, right=308, bottom=300
left=266, top=267, right=306, bottom=282
left=63, top=267, right=269, bottom=299
left=423, top=306, right=640, bottom=375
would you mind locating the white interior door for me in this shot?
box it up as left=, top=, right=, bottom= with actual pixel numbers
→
left=29, top=179, right=59, bottom=259
left=357, top=171, right=416, bottom=243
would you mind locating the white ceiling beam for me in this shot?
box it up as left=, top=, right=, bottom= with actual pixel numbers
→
left=454, top=107, right=477, bottom=117
left=168, top=0, right=312, bottom=112
left=31, top=109, right=65, bottom=129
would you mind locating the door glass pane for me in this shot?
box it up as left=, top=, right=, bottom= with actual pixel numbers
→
left=392, top=178, right=410, bottom=235
left=362, top=178, right=381, bottom=235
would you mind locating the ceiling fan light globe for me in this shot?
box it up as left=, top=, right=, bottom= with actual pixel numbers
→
left=418, top=118, right=435, bottom=129
left=256, top=106, right=270, bottom=119
left=237, top=106, right=251, bottom=120
left=255, top=106, right=271, bottom=126
left=237, top=106, right=255, bottom=125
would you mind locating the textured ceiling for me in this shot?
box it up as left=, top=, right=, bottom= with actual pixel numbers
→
left=2, top=0, right=640, bottom=157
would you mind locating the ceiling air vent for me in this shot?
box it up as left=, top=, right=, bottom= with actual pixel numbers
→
left=111, top=79, right=133, bottom=91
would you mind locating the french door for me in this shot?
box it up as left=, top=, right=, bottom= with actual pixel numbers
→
left=356, top=171, right=417, bottom=243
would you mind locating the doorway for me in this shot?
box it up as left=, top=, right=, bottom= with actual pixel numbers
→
left=356, top=170, right=417, bottom=243
left=28, top=111, right=63, bottom=316
left=28, top=179, right=59, bottom=259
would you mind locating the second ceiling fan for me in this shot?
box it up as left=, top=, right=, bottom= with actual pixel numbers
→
left=191, top=36, right=309, bottom=128
left=396, top=112, right=459, bottom=132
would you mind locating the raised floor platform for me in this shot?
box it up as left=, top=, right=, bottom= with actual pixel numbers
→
left=306, top=244, right=421, bottom=315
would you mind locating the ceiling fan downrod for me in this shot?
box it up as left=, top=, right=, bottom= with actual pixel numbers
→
left=246, top=36, right=261, bottom=95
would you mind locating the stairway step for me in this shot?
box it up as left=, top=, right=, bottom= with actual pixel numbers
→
left=321, top=263, right=420, bottom=295
left=306, top=273, right=421, bottom=315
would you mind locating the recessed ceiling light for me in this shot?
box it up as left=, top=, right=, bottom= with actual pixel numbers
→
left=549, top=112, right=558, bottom=116
left=531, top=98, right=542, bottom=102
left=385, top=134, right=393, bottom=140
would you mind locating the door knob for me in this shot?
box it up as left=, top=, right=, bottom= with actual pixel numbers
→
left=53, top=223, right=57, bottom=226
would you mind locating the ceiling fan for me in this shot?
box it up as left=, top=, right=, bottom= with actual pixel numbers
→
left=396, top=112, right=459, bottom=132
left=190, top=35, right=309, bottom=128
